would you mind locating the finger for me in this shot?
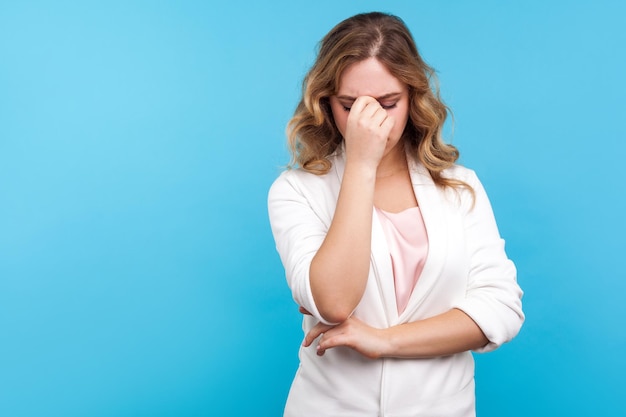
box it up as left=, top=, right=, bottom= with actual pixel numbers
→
left=369, top=107, right=389, bottom=127
left=318, top=332, right=350, bottom=353
left=350, top=100, right=389, bottom=134
left=348, top=105, right=387, bottom=136
left=352, top=95, right=378, bottom=108
left=316, top=345, right=326, bottom=356
left=380, top=114, right=396, bottom=135
left=359, top=99, right=385, bottom=120
left=303, top=323, right=333, bottom=347
left=348, top=96, right=378, bottom=117
left=298, top=306, right=312, bottom=315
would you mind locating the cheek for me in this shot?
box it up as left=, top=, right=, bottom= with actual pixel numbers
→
left=390, top=109, right=410, bottom=138
left=330, top=108, right=348, bottom=136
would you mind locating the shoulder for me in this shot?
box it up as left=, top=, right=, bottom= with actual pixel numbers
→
left=267, top=157, right=343, bottom=226
left=409, top=160, right=480, bottom=190
left=440, top=164, right=485, bottom=197
left=437, top=164, right=485, bottom=211
left=268, top=154, right=343, bottom=202
left=269, top=167, right=333, bottom=196
left=441, top=164, right=479, bottom=184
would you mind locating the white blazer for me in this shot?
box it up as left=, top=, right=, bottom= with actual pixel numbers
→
left=268, top=151, right=524, bottom=417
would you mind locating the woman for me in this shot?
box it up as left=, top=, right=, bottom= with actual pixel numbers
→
left=268, top=12, right=524, bottom=417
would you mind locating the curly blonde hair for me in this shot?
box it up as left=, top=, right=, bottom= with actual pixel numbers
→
left=287, top=12, right=469, bottom=192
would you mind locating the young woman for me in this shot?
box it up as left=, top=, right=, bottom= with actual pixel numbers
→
left=268, top=12, right=524, bottom=417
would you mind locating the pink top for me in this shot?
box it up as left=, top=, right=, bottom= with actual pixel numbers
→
left=375, top=206, right=429, bottom=314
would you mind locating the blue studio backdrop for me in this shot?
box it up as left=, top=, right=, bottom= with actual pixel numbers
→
left=1, top=1, right=624, bottom=416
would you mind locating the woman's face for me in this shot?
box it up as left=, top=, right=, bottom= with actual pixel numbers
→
left=329, top=57, right=410, bottom=157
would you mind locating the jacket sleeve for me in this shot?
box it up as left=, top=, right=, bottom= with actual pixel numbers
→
left=267, top=171, right=337, bottom=325
left=452, top=170, right=525, bottom=352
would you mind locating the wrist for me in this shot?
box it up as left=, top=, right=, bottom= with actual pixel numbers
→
left=344, top=159, right=377, bottom=181
left=376, top=327, right=395, bottom=358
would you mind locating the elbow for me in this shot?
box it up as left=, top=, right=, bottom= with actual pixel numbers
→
left=317, top=304, right=353, bottom=324
left=308, top=263, right=366, bottom=324
left=309, top=274, right=361, bottom=324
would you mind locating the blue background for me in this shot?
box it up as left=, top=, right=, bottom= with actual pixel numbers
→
left=1, top=1, right=624, bottom=416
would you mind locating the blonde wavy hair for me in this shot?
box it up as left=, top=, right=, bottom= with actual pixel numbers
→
left=287, top=12, right=470, bottom=192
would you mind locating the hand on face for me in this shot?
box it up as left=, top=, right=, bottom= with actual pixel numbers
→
left=342, top=96, right=396, bottom=169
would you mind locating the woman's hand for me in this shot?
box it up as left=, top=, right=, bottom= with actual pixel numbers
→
left=343, top=96, right=395, bottom=170
left=302, top=316, right=389, bottom=359
left=299, top=306, right=489, bottom=359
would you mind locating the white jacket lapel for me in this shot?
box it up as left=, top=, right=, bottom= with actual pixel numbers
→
left=370, top=208, right=399, bottom=326
left=398, top=160, right=449, bottom=322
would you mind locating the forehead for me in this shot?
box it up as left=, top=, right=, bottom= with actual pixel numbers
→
left=337, top=57, right=406, bottom=96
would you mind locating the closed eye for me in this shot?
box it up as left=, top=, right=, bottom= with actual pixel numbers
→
left=341, top=102, right=397, bottom=112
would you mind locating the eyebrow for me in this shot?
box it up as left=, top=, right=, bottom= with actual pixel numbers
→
left=336, top=92, right=403, bottom=101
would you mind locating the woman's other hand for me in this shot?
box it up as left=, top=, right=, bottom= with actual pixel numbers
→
left=302, top=317, right=389, bottom=360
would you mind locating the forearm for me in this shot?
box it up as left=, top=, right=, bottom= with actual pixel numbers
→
left=383, top=309, right=489, bottom=358
left=310, top=162, right=376, bottom=323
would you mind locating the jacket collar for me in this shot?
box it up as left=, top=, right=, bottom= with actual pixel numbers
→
left=399, top=157, right=449, bottom=323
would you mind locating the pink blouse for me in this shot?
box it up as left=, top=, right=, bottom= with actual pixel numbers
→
left=375, top=206, right=429, bottom=314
